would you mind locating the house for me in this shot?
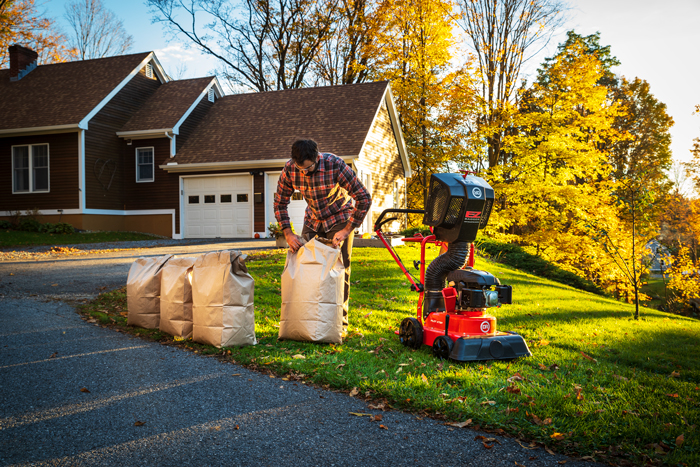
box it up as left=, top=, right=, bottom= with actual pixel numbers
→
left=0, top=45, right=411, bottom=239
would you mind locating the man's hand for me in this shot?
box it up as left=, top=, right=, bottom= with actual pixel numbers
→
left=283, top=228, right=304, bottom=253
left=332, top=224, right=354, bottom=248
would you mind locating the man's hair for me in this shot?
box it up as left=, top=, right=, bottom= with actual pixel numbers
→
left=291, top=139, right=318, bottom=164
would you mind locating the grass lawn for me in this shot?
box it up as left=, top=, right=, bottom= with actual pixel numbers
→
left=82, top=244, right=700, bottom=466
left=0, top=230, right=160, bottom=248
left=641, top=278, right=670, bottom=310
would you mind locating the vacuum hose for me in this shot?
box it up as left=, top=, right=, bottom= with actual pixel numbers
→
left=424, top=241, right=469, bottom=315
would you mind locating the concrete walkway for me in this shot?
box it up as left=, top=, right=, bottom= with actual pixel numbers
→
left=0, top=240, right=598, bottom=466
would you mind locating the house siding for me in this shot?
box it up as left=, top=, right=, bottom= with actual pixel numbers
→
left=0, top=132, right=79, bottom=211
left=85, top=69, right=161, bottom=210
left=176, top=98, right=213, bottom=153
left=359, top=101, right=406, bottom=231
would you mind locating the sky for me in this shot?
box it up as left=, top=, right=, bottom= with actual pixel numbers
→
left=40, top=0, right=700, bottom=165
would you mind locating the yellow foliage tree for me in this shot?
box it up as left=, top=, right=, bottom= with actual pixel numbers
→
left=369, top=0, right=479, bottom=216
left=666, top=247, right=700, bottom=314
left=1, top=0, right=76, bottom=67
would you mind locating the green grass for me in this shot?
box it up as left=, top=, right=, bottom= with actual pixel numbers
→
left=0, top=230, right=160, bottom=248
left=641, top=278, right=670, bottom=310
left=82, top=245, right=700, bottom=466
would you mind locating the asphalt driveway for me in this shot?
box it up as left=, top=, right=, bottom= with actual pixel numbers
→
left=0, top=240, right=598, bottom=466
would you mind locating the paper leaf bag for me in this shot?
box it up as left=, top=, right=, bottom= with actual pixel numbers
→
left=191, top=250, right=256, bottom=347
left=159, top=257, right=197, bottom=338
left=279, top=238, right=345, bottom=344
left=127, top=255, right=173, bottom=329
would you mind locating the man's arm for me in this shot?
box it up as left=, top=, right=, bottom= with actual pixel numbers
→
left=332, top=160, right=372, bottom=246
left=273, top=165, right=304, bottom=252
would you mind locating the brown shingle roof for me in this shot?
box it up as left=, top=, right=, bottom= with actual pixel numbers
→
left=120, top=77, right=214, bottom=132
left=174, top=81, right=389, bottom=164
left=0, top=52, right=150, bottom=130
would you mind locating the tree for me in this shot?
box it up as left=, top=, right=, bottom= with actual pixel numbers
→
left=686, top=105, right=700, bottom=192
left=0, top=0, right=74, bottom=67
left=457, top=0, right=566, bottom=169
left=370, top=0, right=478, bottom=211
left=148, top=0, right=338, bottom=92
left=64, top=0, right=133, bottom=60
left=313, top=0, right=376, bottom=85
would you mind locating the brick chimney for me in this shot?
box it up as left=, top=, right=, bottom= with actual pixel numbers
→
left=9, top=44, right=38, bottom=81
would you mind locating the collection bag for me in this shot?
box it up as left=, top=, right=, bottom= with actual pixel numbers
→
left=159, top=257, right=197, bottom=338
left=279, top=238, right=345, bottom=344
left=127, top=254, right=173, bottom=329
left=191, top=250, right=256, bottom=347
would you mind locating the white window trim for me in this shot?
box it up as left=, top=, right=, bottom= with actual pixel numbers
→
left=11, top=143, right=50, bottom=194
left=135, top=146, right=155, bottom=183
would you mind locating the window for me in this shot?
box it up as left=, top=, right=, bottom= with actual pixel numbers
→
left=12, top=144, right=49, bottom=193
left=204, top=195, right=216, bottom=203
left=188, top=196, right=199, bottom=204
left=208, top=88, right=216, bottom=102
left=393, top=181, right=400, bottom=208
left=136, top=147, right=154, bottom=182
left=237, top=194, right=249, bottom=202
left=221, top=194, right=232, bottom=203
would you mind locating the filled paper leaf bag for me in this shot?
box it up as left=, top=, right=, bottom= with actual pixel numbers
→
left=279, top=238, right=345, bottom=344
left=191, top=250, right=256, bottom=347
left=127, top=255, right=173, bottom=329
left=159, top=256, right=197, bottom=338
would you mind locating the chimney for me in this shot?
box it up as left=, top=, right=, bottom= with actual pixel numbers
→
left=9, top=44, right=38, bottom=81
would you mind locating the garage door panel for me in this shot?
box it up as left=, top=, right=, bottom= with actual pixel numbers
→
left=184, top=176, right=251, bottom=239
left=267, top=173, right=307, bottom=233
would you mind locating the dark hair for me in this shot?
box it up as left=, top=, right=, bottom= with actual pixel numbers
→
left=291, top=139, right=318, bottom=164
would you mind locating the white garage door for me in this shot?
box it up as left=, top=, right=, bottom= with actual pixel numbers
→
left=184, top=175, right=251, bottom=238
left=267, top=173, right=307, bottom=235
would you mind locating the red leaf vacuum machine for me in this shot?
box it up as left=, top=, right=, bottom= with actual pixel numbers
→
left=374, top=172, right=531, bottom=361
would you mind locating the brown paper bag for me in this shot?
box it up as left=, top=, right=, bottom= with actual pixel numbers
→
left=126, top=255, right=173, bottom=329
left=279, top=238, right=345, bottom=343
left=191, top=250, right=256, bottom=347
left=159, top=257, right=197, bottom=338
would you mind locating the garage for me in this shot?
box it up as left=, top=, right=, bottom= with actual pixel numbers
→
left=184, top=175, right=252, bottom=238
left=266, top=172, right=307, bottom=234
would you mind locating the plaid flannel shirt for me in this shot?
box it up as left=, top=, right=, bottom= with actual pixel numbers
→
left=274, top=153, right=371, bottom=233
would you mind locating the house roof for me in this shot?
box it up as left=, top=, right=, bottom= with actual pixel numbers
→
left=0, top=52, right=151, bottom=132
left=172, top=81, right=391, bottom=165
left=119, top=77, right=216, bottom=133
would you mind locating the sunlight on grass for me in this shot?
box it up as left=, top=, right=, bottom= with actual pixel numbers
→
left=83, top=245, right=700, bottom=466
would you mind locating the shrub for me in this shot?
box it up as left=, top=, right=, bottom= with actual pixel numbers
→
left=18, top=217, right=42, bottom=232
left=475, top=236, right=604, bottom=295
left=39, top=222, right=75, bottom=234
left=0, top=220, right=11, bottom=230
left=399, top=226, right=431, bottom=237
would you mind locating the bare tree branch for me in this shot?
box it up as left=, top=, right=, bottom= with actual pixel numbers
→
left=64, top=0, right=133, bottom=60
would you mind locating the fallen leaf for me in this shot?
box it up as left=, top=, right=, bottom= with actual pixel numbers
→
left=235, top=425, right=239, bottom=429
left=550, top=432, right=565, bottom=440
left=373, top=415, right=383, bottom=422
left=349, top=387, right=359, bottom=397
left=558, top=461, right=567, bottom=465
left=543, top=418, right=553, bottom=425
left=379, top=424, right=388, bottom=430
left=231, top=374, right=241, bottom=376
left=134, top=421, right=145, bottom=426
left=507, top=373, right=524, bottom=382
left=363, top=312, right=372, bottom=318
left=506, top=385, right=521, bottom=395
left=676, top=434, right=685, bottom=447
left=670, top=371, right=680, bottom=378
left=49, top=352, right=57, bottom=358
left=446, top=419, right=472, bottom=428
left=481, top=400, right=496, bottom=406
left=549, top=363, right=560, bottom=371
left=336, top=363, right=345, bottom=369
left=666, top=393, right=679, bottom=398
left=539, top=339, right=549, bottom=346
left=51, top=284, right=58, bottom=287
left=612, top=374, right=628, bottom=381
left=292, top=354, right=305, bottom=359
left=80, top=387, right=90, bottom=393
left=538, top=363, right=548, bottom=371
left=580, top=352, right=597, bottom=363
left=421, top=373, right=429, bottom=384
left=349, top=412, right=373, bottom=417
left=482, top=442, right=494, bottom=449
left=515, top=440, right=536, bottom=450
left=545, top=447, right=556, bottom=455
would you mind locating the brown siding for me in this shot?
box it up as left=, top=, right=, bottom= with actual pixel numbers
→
left=0, top=132, right=79, bottom=212
left=359, top=102, right=406, bottom=231
left=254, top=173, right=265, bottom=232
left=176, top=97, right=214, bottom=153
left=85, top=69, right=161, bottom=210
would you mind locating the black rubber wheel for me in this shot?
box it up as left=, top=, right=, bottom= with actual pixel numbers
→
left=399, top=318, right=423, bottom=349
left=432, top=335, right=454, bottom=360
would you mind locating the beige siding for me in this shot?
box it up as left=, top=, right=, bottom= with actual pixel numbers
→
left=358, top=101, right=406, bottom=232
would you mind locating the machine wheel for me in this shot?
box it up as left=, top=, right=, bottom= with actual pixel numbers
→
left=399, top=318, right=423, bottom=349
left=432, top=335, right=454, bottom=360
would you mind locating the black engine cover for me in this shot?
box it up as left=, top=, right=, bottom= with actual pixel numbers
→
left=446, top=268, right=500, bottom=288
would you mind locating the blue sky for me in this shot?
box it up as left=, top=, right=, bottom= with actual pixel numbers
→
left=40, top=0, right=700, bottom=166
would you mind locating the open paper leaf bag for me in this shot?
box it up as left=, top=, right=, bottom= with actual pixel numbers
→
left=127, top=255, right=173, bottom=329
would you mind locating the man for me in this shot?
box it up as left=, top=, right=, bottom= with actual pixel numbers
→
left=274, top=139, right=371, bottom=331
